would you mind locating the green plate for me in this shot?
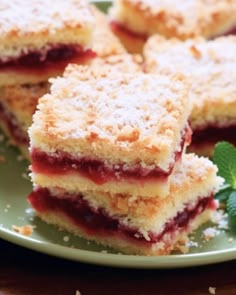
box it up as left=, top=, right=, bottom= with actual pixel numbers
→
left=1, top=1, right=236, bottom=268
left=1, top=131, right=236, bottom=268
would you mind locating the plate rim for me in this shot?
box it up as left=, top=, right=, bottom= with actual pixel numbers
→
left=1, top=226, right=236, bottom=269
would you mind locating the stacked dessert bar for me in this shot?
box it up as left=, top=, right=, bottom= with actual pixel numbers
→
left=109, top=0, right=236, bottom=53
left=0, top=1, right=126, bottom=158
left=143, top=35, right=236, bottom=157
left=27, top=62, right=222, bottom=255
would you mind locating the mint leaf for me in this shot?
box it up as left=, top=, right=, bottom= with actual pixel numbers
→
left=214, top=185, right=234, bottom=204
left=227, top=191, right=236, bottom=227
left=213, top=142, right=236, bottom=189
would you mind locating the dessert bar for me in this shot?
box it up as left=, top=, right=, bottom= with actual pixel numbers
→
left=29, top=62, right=191, bottom=197
left=28, top=153, right=222, bottom=255
left=109, top=0, right=236, bottom=53
left=144, top=35, right=236, bottom=157
left=0, top=0, right=95, bottom=86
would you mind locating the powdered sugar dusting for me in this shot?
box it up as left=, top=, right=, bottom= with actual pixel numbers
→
left=0, top=0, right=94, bottom=37
left=202, top=227, right=220, bottom=241
left=144, top=36, right=236, bottom=130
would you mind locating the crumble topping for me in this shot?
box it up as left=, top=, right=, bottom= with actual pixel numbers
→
left=0, top=0, right=94, bottom=37
left=0, top=0, right=94, bottom=61
left=30, top=62, right=190, bottom=169
left=144, top=36, right=236, bottom=130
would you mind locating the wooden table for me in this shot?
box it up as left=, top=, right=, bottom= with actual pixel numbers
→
left=0, top=238, right=236, bottom=295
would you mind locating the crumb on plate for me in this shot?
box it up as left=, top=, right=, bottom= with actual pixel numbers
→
left=0, top=155, right=5, bottom=162
left=12, top=224, right=35, bottom=236
left=202, top=227, right=220, bottom=241
left=208, top=286, right=216, bottom=294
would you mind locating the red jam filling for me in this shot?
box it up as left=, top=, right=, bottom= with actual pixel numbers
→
left=0, top=102, right=28, bottom=145
left=191, top=125, right=236, bottom=145
left=31, top=149, right=170, bottom=184
left=217, top=25, right=236, bottom=37
left=28, top=187, right=216, bottom=244
left=31, top=126, right=190, bottom=185
left=110, top=21, right=236, bottom=41
left=110, top=21, right=148, bottom=41
left=0, top=45, right=96, bottom=74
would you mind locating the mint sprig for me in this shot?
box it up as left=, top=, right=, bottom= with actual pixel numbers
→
left=213, top=141, right=236, bottom=189
left=213, top=142, right=236, bottom=228
left=227, top=191, right=236, bottom=227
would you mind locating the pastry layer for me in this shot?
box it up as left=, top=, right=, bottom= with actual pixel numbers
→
left=0, top=83, right=50, bottom=157
left=109, top=0, right=236, bottom=40
left=30, top=124, right=190, bottom=197
left=0, top=0, right=95, bottom=85
left=0, top=46, right=96, bottom=87
left=28, top=154, right=222, bottom=255
left=144, top=35, right=236, bottom=156
left=89, top=54, right=143, bottom=73
left=29, top=62, right=191, bottom=197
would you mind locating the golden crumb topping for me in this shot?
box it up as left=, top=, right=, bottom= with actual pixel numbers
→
left=30, top=62, right=190, bottom=168
left=90, top=54, right=143, bottom=73
left=0, top=0, right=93, bottom=36
left=0, top=0, right=94, bottom=59
left=144, top=36, right=236, bottom=128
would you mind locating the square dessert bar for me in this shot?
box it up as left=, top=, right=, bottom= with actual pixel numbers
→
left=144, top=35, right=236, bottom=157
left=0, top=83, right=50, bottom=158
left=28, top=153, right=222, bottom=255
left=29, top=62, right=191, bottom=198
left=109, top=0, right=236, bottom=53
left=0, top=0, right=95, bottom=86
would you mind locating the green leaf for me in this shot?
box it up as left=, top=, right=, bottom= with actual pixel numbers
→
left=214, top=185, right=234, bottom=204
left=213, top=142, right=236, bottom=189
left=227, top=191, right=236, bottom=227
